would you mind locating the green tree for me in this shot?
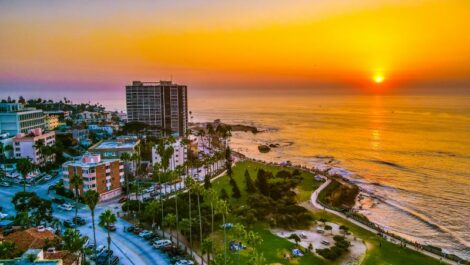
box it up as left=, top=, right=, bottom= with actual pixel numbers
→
left=0, top=240, right=16, bottom=259
left=62, top=228, right=87, bottom=264
left=145, top=200, right=160, bottom=231
left=83, top=190, right=100, bottom=260
left=194, top=184, right=205, bottom=263
left=70, top=174, right=84, bottom=220
left=289, top=233, right=301, bottom=245
left=120, top=152, right=131, bottom=200
left=202, top=238, right=213, bottom=265
left=247, top=251, right=266, bottom=265
left=17, top=158, right=33, bottom=192
left=220, top=188, right=229, bottom=200
left=244, top=170, right=256, bottom=193
left=216, top=200, right=229, bottom=265
left=184, top=176, right=196, bottom=257
left=163, top=213, right=176, bottom=241
left=99, top=210, right=117, bottom=256
left=229, top=177, right=241, bottom=199
left=204, top=174, right=212, bottom=189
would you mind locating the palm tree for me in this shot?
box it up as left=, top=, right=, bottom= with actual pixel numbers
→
left=63, top=228, right=87, bottom=265
left=247, top=251, right=266, bottom=265
left=232, top=223, right=246, bottom=265
left=70, top=174, right=84, bottom=220
left=184, top=176, right=195, bottom=257
left=202, top=237, right=213, bottom=265
left=205, top=189, right=218, bottom=236
left=119, top=153, right=131, bottom=200
left=194, top=184, right=205, bottom=263
left=17, top=158, right=33, bottom=192
left=146, top=200, right=160, bottom=231
left=83, top=190, right=100, bottom=260
left=163, top=213, right=176, bottom=240
left=216, top=200, right=229, bottom=265
left=99, top=210, right=117, bottom=259
left=33, top=139, right=45, bottom=164
left=130, top=153, right=141, bottom=216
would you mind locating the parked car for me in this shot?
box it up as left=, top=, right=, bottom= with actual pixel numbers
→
left=63, top=220, right=76, bottom=228
left=139, top=230, right=152, bottom=238
left=58, top=203, right=73, bottom=211
left=126, top=226, right=135, bottom=233
left=95, top=245, right=106, bottom=254
left=46, top=247, right=56, bottom=254
left=108, top=224, right=117, bottom=232
left=97, top=255, right=119, bottom=265
left=52, top=198, right=65, bottom=204
left=132, top=227, right=143, bottom=234
left=321, top=240, right=330, bottom=246
left=72, top=216, right=86, bottom=225
left=153, top=239, right=172, bottom=249
left=175, top=260, right=194, bottom=265
left=0, top=212, right=9, bottom=219
left=143, top=232, right=157, bottom=240
left=118, top=197, right=128, bottom=203
left=0, top=181, right=11, bottom=187
left=36, top=226, right=46, bottom=232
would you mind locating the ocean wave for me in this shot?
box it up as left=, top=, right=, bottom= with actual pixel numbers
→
left=358, top=189, right=470, bottom=249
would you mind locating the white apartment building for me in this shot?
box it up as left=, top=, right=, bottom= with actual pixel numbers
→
left=12, top=128, right=56, bottom=165
left=152, top=138, right=187, bottom=171
left=0, top=103, right=46, bottom=136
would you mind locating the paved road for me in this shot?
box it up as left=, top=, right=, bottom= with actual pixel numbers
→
left=310, top=179, right=457, bottom=265
left=0, top=177, right=170, bottom=265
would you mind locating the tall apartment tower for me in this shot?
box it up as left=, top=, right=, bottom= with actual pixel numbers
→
left=126, top=81, right=188, bottom=137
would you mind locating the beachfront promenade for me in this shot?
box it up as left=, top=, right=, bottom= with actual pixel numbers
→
left=310, top=179, right=457, bottom=265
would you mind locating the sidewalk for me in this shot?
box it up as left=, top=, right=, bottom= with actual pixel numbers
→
left=310, top=179, right=458, bottom=265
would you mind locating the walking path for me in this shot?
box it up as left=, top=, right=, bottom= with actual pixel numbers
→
left=310, top=179, right=457, bottom=265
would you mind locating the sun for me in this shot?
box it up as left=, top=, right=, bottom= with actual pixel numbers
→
left=374, top=75, right=384, bottom=84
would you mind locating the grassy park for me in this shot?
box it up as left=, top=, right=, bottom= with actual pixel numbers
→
left=209, top=160, right=446, bottom=265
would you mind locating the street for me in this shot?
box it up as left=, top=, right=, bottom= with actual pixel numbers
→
left=0, top=175, right=171, bottom=265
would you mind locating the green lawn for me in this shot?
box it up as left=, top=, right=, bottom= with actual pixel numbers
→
left=212, top=160, right=321, bottom=204
left=210, top=160, right=444, bottom=265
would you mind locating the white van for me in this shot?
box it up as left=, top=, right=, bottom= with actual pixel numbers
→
left=153, top=239, right=172, bottom=249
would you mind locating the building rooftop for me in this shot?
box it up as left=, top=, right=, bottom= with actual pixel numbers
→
left=4, top=228, right=57, bottom=252
left=90, top=137, right=139, bottom=150
left=63, top=153, right=119, bottom=167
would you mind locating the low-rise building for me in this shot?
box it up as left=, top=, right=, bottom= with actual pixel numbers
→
left=152, top=138, right=187, bottom=171
left=62, top=153, right=124, bottom=201
left=12, top=128, right=56, bottom=165
left=45, top=114, right=60, bottom=130
left=0, top=248, right=79, bottom=265
left=0, top=103, right=46, bottom=136
left=88, top=136, right=140, bottom=172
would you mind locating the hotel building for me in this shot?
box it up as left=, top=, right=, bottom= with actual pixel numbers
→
left=62, top=153, right=124, bottom=201
left=125, top=81, right=188, bottom=137
left=0, top=103, right=46, bottom=136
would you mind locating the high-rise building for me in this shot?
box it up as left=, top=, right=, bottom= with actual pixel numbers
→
left=0, top=103, right=46, bottom=136
left=126, top=81, right=188, bottom=137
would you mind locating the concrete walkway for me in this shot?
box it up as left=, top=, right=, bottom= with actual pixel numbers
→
left=310, top=179, right=457, bottom=265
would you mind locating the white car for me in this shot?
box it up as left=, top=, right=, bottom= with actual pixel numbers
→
left=45, top=227, right=56, bottom=233
left=176, top=260, right=194, bottom=265
left=58, top=204, right=73, bottom=211
left=96, top=245, right=106, bottom=254
left=37, top=226, right=46, bottom=232
left=139, top=230, right=152, bottom=238
left=0, top=212, right=9, bottom=219
left=153, top=239, right=172, bottom=249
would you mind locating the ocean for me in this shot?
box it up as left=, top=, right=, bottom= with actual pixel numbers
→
left=97, top=91, right=470, bottom=259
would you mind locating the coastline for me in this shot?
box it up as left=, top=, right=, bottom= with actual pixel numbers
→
left=233, top=151, right=468, bottom=264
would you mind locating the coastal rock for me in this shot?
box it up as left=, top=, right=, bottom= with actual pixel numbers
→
left=258, top=145, right=271, bottom=153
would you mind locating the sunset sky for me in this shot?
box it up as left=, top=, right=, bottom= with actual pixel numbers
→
left=1, top=0, right=469, bottom=98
